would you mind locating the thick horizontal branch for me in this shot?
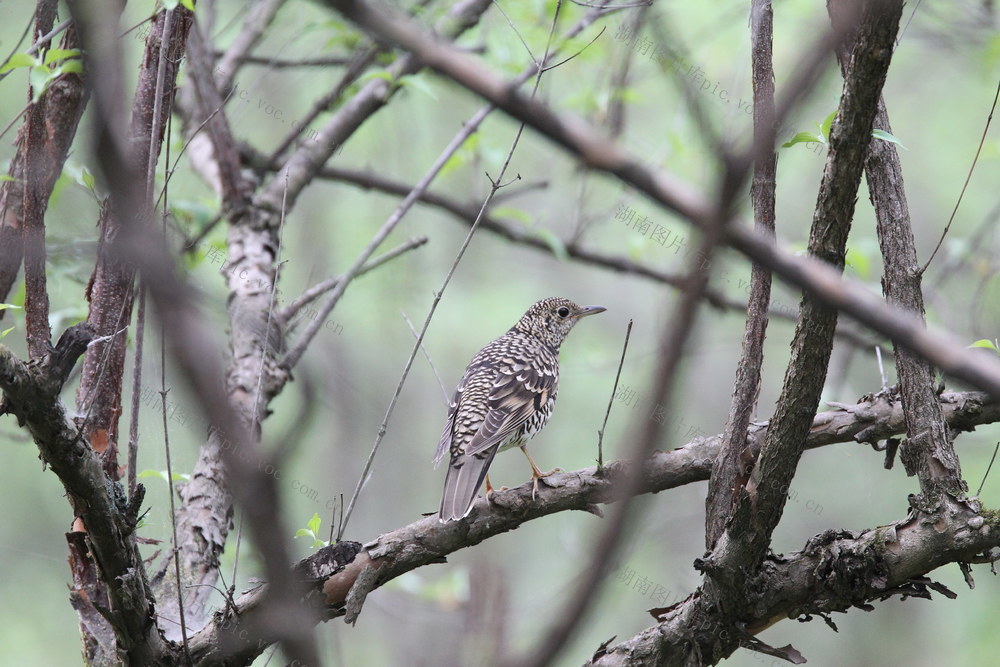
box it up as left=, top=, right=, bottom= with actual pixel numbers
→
left=182, top=389, right=999, bottom=659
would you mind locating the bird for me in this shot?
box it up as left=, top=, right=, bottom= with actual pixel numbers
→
left=434, top=297, right=606, bottom=522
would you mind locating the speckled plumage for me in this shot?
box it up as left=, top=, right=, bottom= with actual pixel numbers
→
left=435, top=297, right=605, bottom=522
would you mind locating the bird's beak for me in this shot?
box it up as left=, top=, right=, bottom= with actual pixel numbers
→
left=573, top=305, right=606, bottom=318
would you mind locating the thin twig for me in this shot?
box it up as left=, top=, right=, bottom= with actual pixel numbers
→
left=127, top=284, right=146, bottom=499
left=596, top=319, right=632, bottom=473
left=401, top=310, right=449, bottom=405
left=491, top=0, right=538, bottom=64
left=875, top=345, right=888, bottom=391
left=280, top=236, right=428, bottom=321
left=153, top=20, right=191, bottom=658
left=976, top=442, right=999, bottom=497
left=211, top=52, right=352, bottom=68
left=920, top=77, right=1000, bottom=275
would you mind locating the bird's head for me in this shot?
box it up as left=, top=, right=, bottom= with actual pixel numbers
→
left=513, top=297, right=606, bottom=348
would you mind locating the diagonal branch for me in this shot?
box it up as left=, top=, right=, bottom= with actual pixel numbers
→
left=706, top=0, right=904, bottom=601
left=828, top=0, right=967, bottom=504
left=706, top=0, right=777, bottom=548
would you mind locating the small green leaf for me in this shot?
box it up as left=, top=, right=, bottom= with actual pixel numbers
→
left=138, top=469, right=170, bottom=483
left=80, top=167, right=95, bottom=191
left=820, top=110, right=837, bottom=141
left=180, top=0, right=196, bottom=10
left=55, top=60, right=84, bottom=76
left=0, top=53, right=37, bottom=74
left=0, top=326, right=14, bottom=339
left=43, top=48, right=81, bottom=65
left=969, top=339, right=999, bottom=352
left=491, top=206, right=533, bottom=225
left=532, top=228, right=568, bottom=262
left=398, top=74, right=438, bottom=100
left=0, top=303, right=22, bottom=310
left=0, top=175, right=16, bottom=182
left=29, top=64, right=54, bottom=102
left=844, top=247, right=870, bottom=280
left=781, top=132, right=822, bottom=148
left=360, top=70, right=395, bottom=85
left=294, top=529, right=315, bottom=538
left=307, top=512, right=322, bottom=534
left=872, top=129, right=908, bottom=150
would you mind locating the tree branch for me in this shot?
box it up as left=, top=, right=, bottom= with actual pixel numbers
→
left=590, top=495, right=997, bottom=666
left=179, top=388, right=999, bottom=661
left=0, top=324, right=175, bottom=665
left=829, top=0, right=967, bottom=503
left=704, top=0, right=903, bottom=620
left=706, top=0, right=777, bottom=548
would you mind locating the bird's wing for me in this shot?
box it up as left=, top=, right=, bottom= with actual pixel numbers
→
left=433, top=387, right=461, bottom=468
left=463, top=360, right=556, bottom=457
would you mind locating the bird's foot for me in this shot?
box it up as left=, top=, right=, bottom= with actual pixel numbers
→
left=485, top=475, right=509, bottom=504
left=530, top=467, right=562, bottom=500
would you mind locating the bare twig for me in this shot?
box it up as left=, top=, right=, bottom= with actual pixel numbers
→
left=127, top=284, right=145, bottom=499
left=596, top=319, right=632, bottom=472
left=976, top=442, right=1000, bottom=497
left=401, top=310, right=450, bottom=405
left=280, top=236, right=428, bottom=321
left=920, top=77, right=1000, bottom=274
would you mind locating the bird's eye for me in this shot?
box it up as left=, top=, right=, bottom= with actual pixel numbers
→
left=557, top=306, right=570, bottom=318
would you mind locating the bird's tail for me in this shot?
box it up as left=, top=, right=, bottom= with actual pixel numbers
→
left=439, top=447, right=498, bottom=522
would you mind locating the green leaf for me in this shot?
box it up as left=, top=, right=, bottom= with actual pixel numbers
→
left=398, top=74, right=438, bottom=100
left=307, top=512, right=322, bottom=534
left=531, top=228, right=569, bottom=262
left=29, top=64, right=54, bottom=102
left=844, top=247, right=870, bottom=280
left=0, top=175, right=16, bottom=182
left=294, top=529, right=315, bottom=538
left=137, top=469, right=188, bottom=483
left=781, top=132, right=822, bottom=148
left=80, top=167, right=95, bottom=191
left=969, top=339, right=999, bottom=352
left=872, top=129, right=908, bottom=150
left=55, top=60, right=84, bottom=76
left=43, top=48, right=81, bottom=65
left=491, top=206, right=533, bottom=225
left=820, top=110, right=837, bottom=141
left=359, top=70, right=395, bottom=85
left=0, top=53, right=37, bottom=74
left=180, top=0, right=196, bottom=10
left=0, top=326, right=13, bottom=339
left=0, top=303, right=22, bottom=310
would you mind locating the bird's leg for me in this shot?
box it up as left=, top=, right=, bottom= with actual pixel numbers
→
left=484, top=474, right=508, bottom=504
left=520, top=446, right=561, bottom=500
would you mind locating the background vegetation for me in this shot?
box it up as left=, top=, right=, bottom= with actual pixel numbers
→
left=0, top=0, right=998, bottom=664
